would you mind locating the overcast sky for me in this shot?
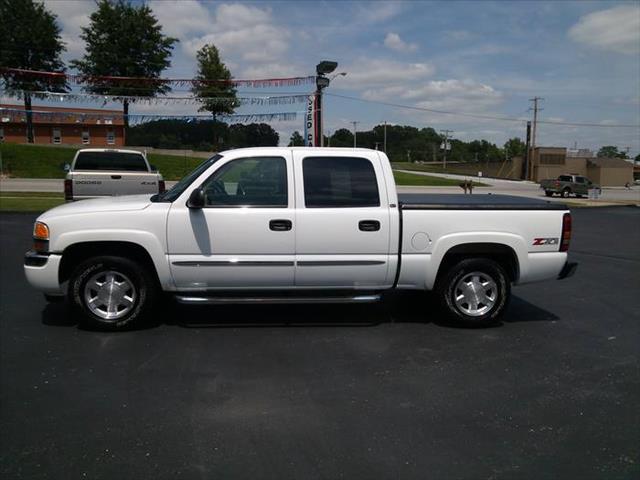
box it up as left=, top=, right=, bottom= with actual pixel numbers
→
left=8, top=0, right=640, bottom=154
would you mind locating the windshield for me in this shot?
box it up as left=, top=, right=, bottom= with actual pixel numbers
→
left=74, top=151, right=148, bottom=171
left=152, top=154, right=223, bottom=202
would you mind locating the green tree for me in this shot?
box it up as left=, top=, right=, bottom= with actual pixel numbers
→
left=597, top=145, right=627, bottom=158
left=503, top=137, right=526, bottom=158
left=71, top=0, right=177, bottom=130
left=288, top=131, right=304, bottom=146
left=191, top=44, right=238, bottom=118
left=0, top=0, right=68, bottom=143
left=329, top=128, right=354, bottom=147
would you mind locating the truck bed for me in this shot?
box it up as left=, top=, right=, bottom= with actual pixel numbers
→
left=398, top=194, right=566, bottom=210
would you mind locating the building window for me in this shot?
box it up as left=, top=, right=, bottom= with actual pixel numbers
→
left=52, top=128, right=62, bottom=144
left=106, top=129, right=115, bottom=145
left=81, top=129, right=90, bottom=145
left=0, top=127, right=4, bottom=143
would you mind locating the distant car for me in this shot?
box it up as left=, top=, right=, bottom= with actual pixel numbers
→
left=64, top=149, right=165, bottom=201
left=539, top=174, right=600, bottom=198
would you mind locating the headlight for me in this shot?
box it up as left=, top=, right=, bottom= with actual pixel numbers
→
left=33, top=221, right=50, bottom=252
left=33, top=222, right=49, bottom=240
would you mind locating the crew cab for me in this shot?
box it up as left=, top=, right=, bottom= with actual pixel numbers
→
left=64, top=148, right=165, bottom=201
left=539, top=174, right=600, bottom=198
left=25, top=147, right=577, bottom=330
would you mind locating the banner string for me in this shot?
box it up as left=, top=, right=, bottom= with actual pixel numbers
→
left=0, top=67, right=315, bottom=88
left=0, top=107, right=298, bottom=124
left=5, top=90, right=309, bottom=106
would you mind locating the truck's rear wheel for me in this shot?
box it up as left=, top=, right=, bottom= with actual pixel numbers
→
left=68, top=256, right=157, bottom=331
left=437, top=258, right=510, bottom=327
left=561, top=187, right=571, bottom=198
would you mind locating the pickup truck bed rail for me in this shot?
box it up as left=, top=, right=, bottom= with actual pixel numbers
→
left=398, top=194, right=567, bottom=210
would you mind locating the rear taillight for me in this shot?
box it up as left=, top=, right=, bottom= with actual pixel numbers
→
left=555, top=181, right=560, bottom=187
left=64, top=179, right=73, bottom=201
left=560, top=213, right=571, bottom=252
left=158, top=180, right=166, bottom=193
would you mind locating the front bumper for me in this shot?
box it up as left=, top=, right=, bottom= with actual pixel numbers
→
left=558, top=260, right=578, bottom=280
left=24, top=251, right=63, bottom=294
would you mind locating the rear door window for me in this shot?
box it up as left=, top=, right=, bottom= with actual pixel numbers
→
left=559, top=175, right=573, bottom=182
left=74, top=152, right=148, bottom=171
left=302, top=156, right=380, bottom=208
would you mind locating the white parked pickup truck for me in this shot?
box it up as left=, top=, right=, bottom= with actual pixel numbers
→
left=64, top=148, right=165, bottom=201
left=25, top=147, right=577, bottom=330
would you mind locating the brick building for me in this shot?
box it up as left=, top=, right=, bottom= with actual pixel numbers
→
left=0, top=104, right=125, bottom=147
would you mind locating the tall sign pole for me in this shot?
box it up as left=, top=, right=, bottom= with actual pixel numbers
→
left=314, top=61, right=339, bottom=147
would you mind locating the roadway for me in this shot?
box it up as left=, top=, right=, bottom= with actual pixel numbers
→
left=1, top=207, right=638, bottom=479
left=3, top=175, right=638, bottom=205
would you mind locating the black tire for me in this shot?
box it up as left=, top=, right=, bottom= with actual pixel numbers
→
left=436, top=258, right=510, bottom=327
left=544, top=190, right=553, bottom=197
left=561, top=187, right=571, bottom=198
left=68, top=256, right=157, bottom=331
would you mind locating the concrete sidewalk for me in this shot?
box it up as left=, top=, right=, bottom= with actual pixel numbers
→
left=396, top=170, right=640, bottom=204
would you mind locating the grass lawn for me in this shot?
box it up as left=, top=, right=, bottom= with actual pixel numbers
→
left=0, top=191, right=65, bottom=212
left=393, top=170, right=487, bottom=187
left=0, top=144, right=204, bottom=180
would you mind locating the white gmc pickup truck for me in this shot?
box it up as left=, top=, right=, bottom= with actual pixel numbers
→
left=64, top=149, right=165, bottom=201
left=25, top=147, right=577, bottom=330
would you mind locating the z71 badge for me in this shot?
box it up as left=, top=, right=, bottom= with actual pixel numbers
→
left=533, top=237, right=559, bottom=246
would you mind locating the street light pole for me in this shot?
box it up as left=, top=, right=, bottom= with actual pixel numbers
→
left=315, top=61, right=346, bottom=147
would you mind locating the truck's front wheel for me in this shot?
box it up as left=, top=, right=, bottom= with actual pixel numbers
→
left=437, top=258, right=510, bottom=327
left=68, top=256, right=157, bottom=331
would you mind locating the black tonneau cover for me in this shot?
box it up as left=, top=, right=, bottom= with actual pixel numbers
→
left=398, top=194, right=567, bottom=210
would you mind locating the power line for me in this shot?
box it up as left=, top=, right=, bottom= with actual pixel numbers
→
left=326, top=92, right=640, bottom=129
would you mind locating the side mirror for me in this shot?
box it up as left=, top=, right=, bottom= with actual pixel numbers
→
left=187, top=187, right=205, bottom=209
left=63, top=163, right=71, bottom=171
left=150, top=164, right=158, bottom=172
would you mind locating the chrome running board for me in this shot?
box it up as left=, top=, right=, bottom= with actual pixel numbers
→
left=174, top=294, right=382, bottom=305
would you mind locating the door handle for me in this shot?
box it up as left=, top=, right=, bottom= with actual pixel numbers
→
left=269, top=219, right=292, bottom=231
left=359, top=220, right=380, bottom=232
left=111, top=175, right=122, bottom=179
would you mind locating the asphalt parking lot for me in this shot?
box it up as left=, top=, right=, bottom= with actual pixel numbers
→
left=1, top=207, right=639, bottom=479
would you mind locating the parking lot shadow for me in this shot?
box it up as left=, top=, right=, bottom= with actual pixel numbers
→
left=39, top=292, right=559, bottom=330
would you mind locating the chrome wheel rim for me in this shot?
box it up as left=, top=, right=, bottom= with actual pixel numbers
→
left=83, top=270, right=136, bottom=321
left=453, top=271, right=498, bottom=317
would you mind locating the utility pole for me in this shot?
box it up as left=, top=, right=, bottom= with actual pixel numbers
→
left=528, top=97, right=543, bottom=171
left=383, top=121, right=387, bottom=153
left=524, top=121, right=531, bottom=180
left=352, top=121, right=359, bottom=148
left=440, top=129, right=453, bottom=169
